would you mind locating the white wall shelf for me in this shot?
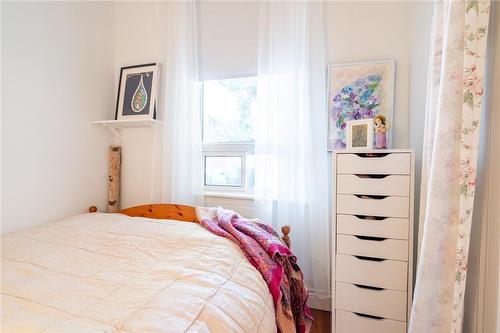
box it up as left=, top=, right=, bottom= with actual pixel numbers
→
left=93, top=119, right=162, bottom=143
left=92, top=119, right=162, bottom=128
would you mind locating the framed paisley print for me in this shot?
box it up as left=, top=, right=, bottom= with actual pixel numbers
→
left=115, top=63, right=159, bottom=120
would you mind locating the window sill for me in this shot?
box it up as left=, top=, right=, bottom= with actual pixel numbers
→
left=203, top=191, right=255, bottom=201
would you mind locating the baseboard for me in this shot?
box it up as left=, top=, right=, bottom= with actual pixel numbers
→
left=308, top=291, right=331, bottom=311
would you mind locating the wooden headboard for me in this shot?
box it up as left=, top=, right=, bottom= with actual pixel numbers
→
left=88, top=203, right=291, bottom=248
left=120, top=204, right=197, bottom=222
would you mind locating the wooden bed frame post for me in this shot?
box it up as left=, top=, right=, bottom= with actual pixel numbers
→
left=281, top=226, right=291, bottom=249
left=107, top=145, right=121, bottom=213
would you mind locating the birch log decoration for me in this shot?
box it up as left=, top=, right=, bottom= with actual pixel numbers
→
left=108, top=145, right=121, bottom=213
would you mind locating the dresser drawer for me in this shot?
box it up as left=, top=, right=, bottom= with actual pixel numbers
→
left=337, top=234, right=408, bottom=261
left=336, top=282, right=407, bottom=321
left=336, top=254, right=408, bottom=291
left=337, top=194, right=409, bottom=218
left=337, top=153, right=411, bottom=175
left=337, top=214, right=409, bottom=239
left=337, top=174, right=410, bottom=196
left=336, top=310, right=406, bottom=333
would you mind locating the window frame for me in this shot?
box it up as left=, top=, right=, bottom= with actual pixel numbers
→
left=203, top=150, right=246, bottom=192
left=202, top=143, right=255, bottom=193
left=200, top=77, right=256, bottom=195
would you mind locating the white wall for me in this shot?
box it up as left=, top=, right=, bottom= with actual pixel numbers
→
left=1, top=2, right=114, bottom=233
left=112, top=1, right=166, bottom=208
left=408, top=1, right=433, bottom=275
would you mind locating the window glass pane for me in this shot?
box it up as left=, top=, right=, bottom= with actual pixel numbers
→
left=202, top=77, right=256, bottom=143
left=204, top=156, right=242, bottom=187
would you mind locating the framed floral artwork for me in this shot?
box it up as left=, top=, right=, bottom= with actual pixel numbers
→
left=115, top=63, right=159, bottom=120
left=327, top=60, right=395, bottom=150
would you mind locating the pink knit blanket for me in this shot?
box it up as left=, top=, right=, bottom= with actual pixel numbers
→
left=199, top=209, right=313, bottom=333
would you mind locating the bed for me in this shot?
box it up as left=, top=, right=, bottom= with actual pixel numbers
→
left=1, top=204, right=292, bottom=333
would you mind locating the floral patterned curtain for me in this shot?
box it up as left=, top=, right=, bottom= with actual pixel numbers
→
left=410, top=1, right=491, bottom=332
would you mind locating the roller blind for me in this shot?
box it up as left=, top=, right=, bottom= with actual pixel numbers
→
left=197, top=1, right=259, bottom=80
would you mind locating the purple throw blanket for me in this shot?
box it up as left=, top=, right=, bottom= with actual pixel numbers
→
left=199, top=208, right=313, bottom=333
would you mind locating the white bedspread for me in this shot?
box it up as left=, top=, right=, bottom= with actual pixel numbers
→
left=1, top=213, right=276, bottom=333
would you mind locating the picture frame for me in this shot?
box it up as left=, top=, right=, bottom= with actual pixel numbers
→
left=327, top=60, right=395, bottom=150
left=346, top=119, right=373, bottom=150
left=115, top=63, right=159, bottom=120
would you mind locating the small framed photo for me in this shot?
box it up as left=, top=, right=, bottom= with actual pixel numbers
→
left=115, top=63, right=159, bottom=120
left=346, top=119, right=373, bottom=149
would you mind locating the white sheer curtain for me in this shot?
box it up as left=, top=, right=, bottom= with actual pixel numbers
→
left=254, top=1, right=330, bottom=297
left=160, top=1, right=202, bottom=206
left=410, top=1, right=491, bottom=332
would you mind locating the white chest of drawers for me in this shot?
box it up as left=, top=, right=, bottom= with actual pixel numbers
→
left=332, top=149, right=414, bottom=333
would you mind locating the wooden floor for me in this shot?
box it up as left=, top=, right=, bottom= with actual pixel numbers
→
left=311, top=309, right=331, bottom=333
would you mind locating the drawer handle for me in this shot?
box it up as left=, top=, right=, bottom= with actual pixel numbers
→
left=354, top=284, right=384, bottom=291
left=354, top=153, right=389, bottom=158
left=354, top=174, right=389, bottom=179
left=353, top=312, right=384, bottom=320
left=354, top=255, right=386, bottom=262
left=354, top=235, right=387, bottom=241
left=354, top=194, right=388, bottom=200
left=354, top=215, right=387, bottom=221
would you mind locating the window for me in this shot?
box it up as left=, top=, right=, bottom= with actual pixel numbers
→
left=204, top=155, right=243, bottom=187
left=202, top=76, right=256, bottom=193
